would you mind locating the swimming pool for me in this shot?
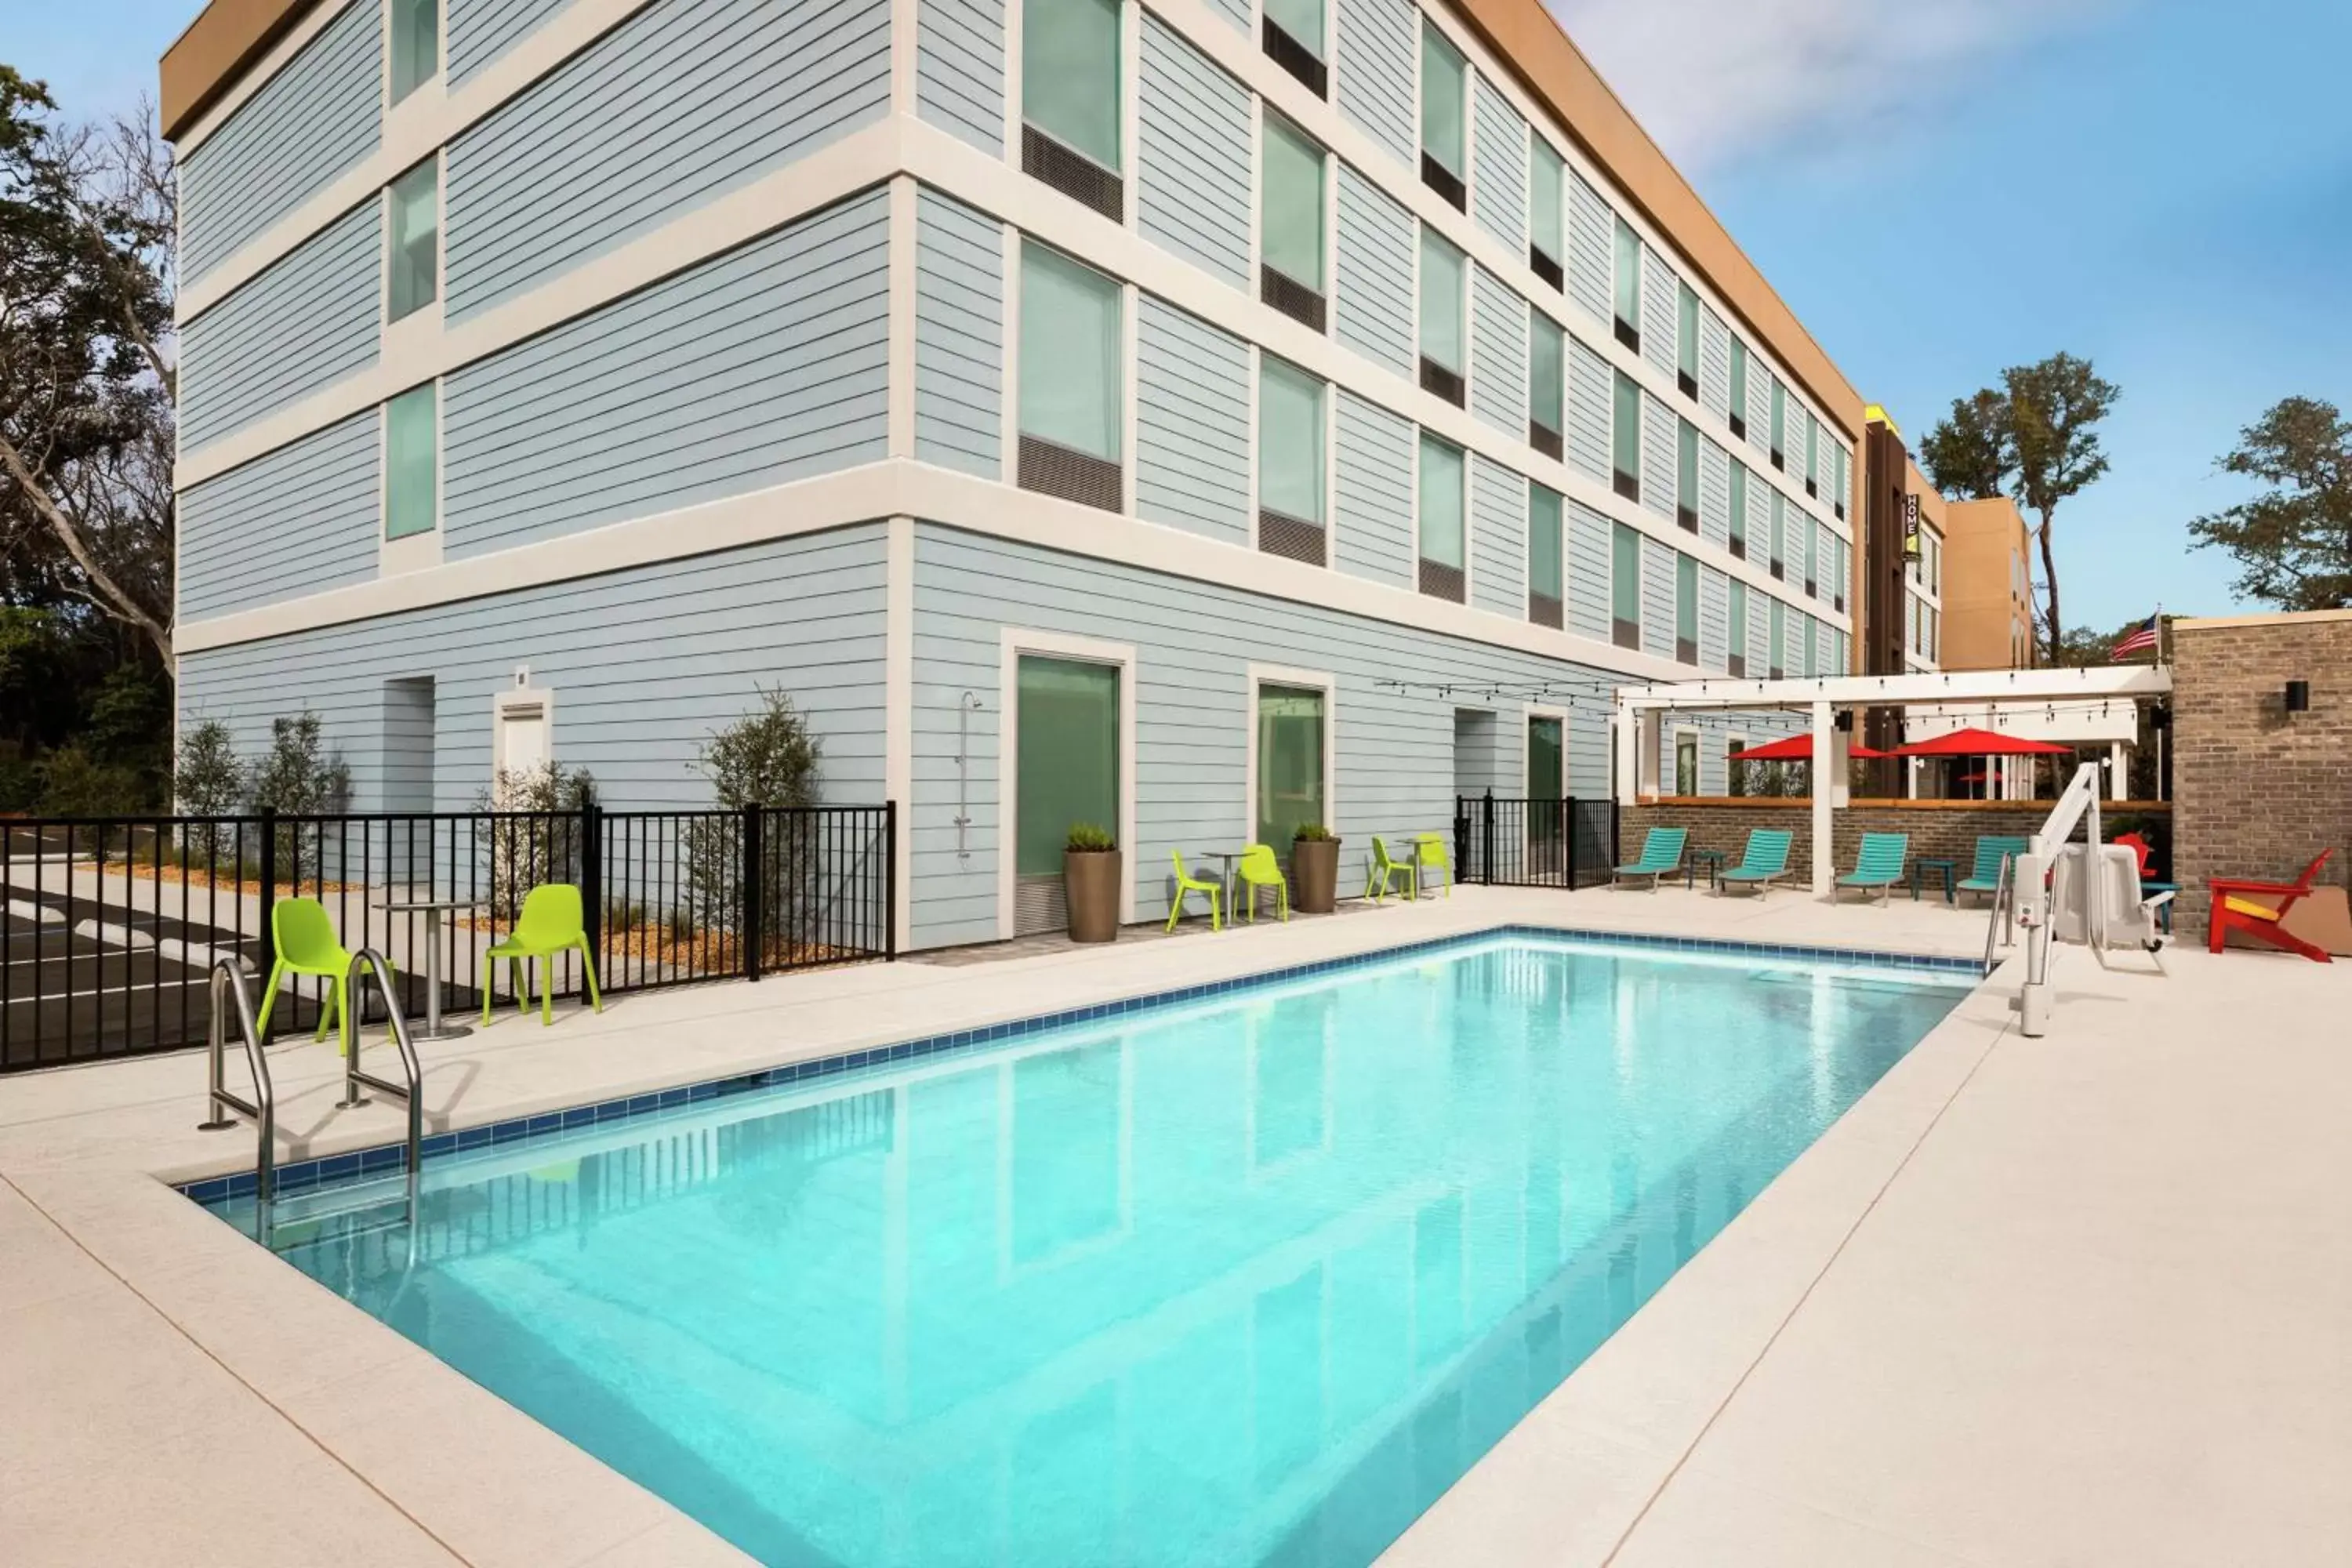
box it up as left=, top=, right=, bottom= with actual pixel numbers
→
left=196, top=931, right=1971, bottom=1567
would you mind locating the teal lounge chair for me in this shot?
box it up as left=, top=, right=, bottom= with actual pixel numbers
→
left=1613, top=827, right=1688, bottom=891
left=1717, top=829, right=1793, bottom=896
left=1957, top=835, right=2028, bottom=906
left=1837, top=832, right=1910, bottom=905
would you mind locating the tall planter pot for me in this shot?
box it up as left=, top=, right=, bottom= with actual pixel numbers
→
left=1065, top=849, right=1123, bottom=943
left=1290, top=837, right=1340, bottom=914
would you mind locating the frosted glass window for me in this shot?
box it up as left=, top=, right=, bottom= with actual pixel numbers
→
left=1267, top=0, right=1323, bottom=55
left=1262, top=114, right=1325, bottom=292
left=383, top=386, right=436, bottom=539
left=1612, top=371, right=1640, bottom=481
left=1421, top=22, right=1466, bottom=176
left=1255, top=686, right=1325, bottom=848
left=1771, top=378, right=1787, bottom=457
left=1016, top=657, right=1120, bottom=875
left=1259, top=357, right=1324, bottom=525
left=1419, top=227, right=1464, bottom=371
left=1769, top=597, right=1786, bottom=673
left=1677, top=421, right=1697, bottom=517
left=1528, top=482, right=1563, bottom=600
left=1730, top=579, right=1748, bottom=648
left=387, top=157, right=437, bottom=322
left=1418, top=436, right=1465, bottom=568
left=390, top=0, right=438, bottom=105
left=1529, top=311, right=1563, bottom=433
left=1611, top=523, right=1639, bottom=622
left=1018, top=243, right=1122, bottom=461
left=1729, top=336, right=1748, bottom=413
left=1729, top=461, right=1748, bottom=548
left=1529, top=139, right=1563, bottom=260
left=1613, top=218, right=1639, bottom=328
left=1025, top=0, right=1121, bottom=170
left=1675, top=555, right=1697, bottom=643
left=1771, top=492, right=1786, bottom=568
left=1677, top=283, right=1698, bottom=380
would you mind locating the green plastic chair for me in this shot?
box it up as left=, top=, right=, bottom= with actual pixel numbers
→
left=1837, top=832, right=1911, bottom=905
left=1613, top=827, right=1689, bottom=891
left=1364, top=836, right=1416, bottom=902
left=1236, top=844, right=1289, bottom=923
left=1958, top=836, right=2029, bottom=905
left=1718, top=829, right=1794, bottom=896
left=1412, top=834, right=1453, bottom=898
left=481, top=884, right=604, bottom=1026
left=252, top=896, right=382, bottom=1060
left=1167, top=851, right=1223, bottom=933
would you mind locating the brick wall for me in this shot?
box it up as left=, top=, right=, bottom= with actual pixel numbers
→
left=2171, top=615, right=2352, bottom=938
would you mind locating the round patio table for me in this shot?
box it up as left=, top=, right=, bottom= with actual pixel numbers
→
left=376, top=896, right=480, bottom=1041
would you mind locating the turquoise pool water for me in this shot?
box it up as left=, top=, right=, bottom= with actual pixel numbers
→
left=209, top=934, right=1968, bottom=1567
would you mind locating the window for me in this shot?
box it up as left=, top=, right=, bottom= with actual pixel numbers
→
left=1674, top=732, right=1698, bottom=797
left=1675, top=419, right=1698, bottom=532
left=1528, top=716, right=1563, bottom=802
left=1833, top=535, right=1846, bottom=612
left=1610, top=521, right=1639, bottom=649
left=1804, top=410, right=1819, bottom=497
left=1675, top=281, right=1699, bottom=398
left=1804, top=517, right=1818, bottom=597
left=1258, top=356, right=1325, bottom=560
left=1418, top=227, right=1465, bottom=405
left=1528, top=138, right=1564, bottom=287
left=1420, top=21, right=1467, bottom=208
left=1612, top=217, right=1640, bottom=350
left=383, top=384, right=436, bottom=539
left=1528, top=309, right=1563, bottom=458
left=1769, top=377, right=1786, bottom=467
left=1528, top=481, right=1563, bottom=626
left=1769, top=491, right=1785, bottom=579
left=389, top=0, right=437, bottom=106
left=386, top=157, right=437, bottom=322
left=1800, top=612, right=1816, bottom=677
left=1728, top=579, right=1748, bottom=677
left=1727, top=459, right=1748, bottom=559
left=1727, top=731, right=1748, bottom=795
left=1023, top=0, right=1123, bottom=217
left=1263, top=0, right=1326, bottom=94
left=1018, top=242, right=1123, bottom=509
left=1417, top=434, right=1465, bottom=601
left=1727, top=336, right=1748, bottom=438
left=1675, top=554, right=1697, bottom=663
left=1611, top=369, right=1640, bottom=501
left=1261, top=113, right=1327, bottom=328
left=1256, top=684, right=1327, bottom=848
left=1017, top=656, right=1121, bottom=880
left=1768, top=597, right=1785, bottom=680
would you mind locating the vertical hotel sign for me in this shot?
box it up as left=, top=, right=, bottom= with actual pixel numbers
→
left=1901, top=492, right=1922, bottom=561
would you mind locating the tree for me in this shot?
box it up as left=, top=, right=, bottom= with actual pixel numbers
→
left=2186, top=397, right=2352, bottom=611
left=1918, top=353, right=2119, bottom=662
left=0, top=68, right=176, bottom=664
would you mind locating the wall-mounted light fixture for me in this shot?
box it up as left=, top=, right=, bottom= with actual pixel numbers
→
left=1835, top=709, right=1854, bottom=732
left=2285, top=680, right=2311, bottom=713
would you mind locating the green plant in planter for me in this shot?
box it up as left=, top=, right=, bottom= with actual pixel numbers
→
left=1292, top=822, right=1338, bottom=842
left=1066, top=822, right=1116, bottom=852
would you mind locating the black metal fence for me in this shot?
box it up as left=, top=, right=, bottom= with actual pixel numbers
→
left=0, top=803, right=895, bottom=1074
left=1454, top=793, right=1618, bottom=889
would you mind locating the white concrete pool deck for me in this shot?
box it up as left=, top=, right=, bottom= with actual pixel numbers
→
left=2, top=885, right=2346, bottom=1566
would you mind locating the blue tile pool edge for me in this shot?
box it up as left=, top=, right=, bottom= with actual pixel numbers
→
left=177, top=924, right=1984, bottom=1206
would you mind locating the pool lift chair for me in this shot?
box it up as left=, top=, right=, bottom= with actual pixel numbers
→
left=2010, top=760, right=2174, bottom=1037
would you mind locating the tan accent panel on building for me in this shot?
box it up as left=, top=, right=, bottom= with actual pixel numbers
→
left=1941, top=495, right=2034, bottom=671
left=161, top=0, right=319, bottom=142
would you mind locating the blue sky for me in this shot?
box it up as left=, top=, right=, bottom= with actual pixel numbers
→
left=18, top=0, right=2350, bottom=631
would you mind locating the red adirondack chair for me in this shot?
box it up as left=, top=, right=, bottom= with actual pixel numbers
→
left=2207, top=848, right=2336, bottom=963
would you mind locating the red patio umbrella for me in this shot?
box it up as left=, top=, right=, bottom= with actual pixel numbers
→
left=1729, top=735, right=1889, bottom=761
left=1887, top=726, right=2073, bottom=758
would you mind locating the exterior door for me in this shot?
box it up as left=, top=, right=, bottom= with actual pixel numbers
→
left=1527, top=716, right=1563, bottom=877
left=1015, top=656, right=1120, bottom=935
left=1254, top=685, right=1326, bottom=848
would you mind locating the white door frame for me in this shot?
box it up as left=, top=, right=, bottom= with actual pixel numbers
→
left=997, top=628, right=1139, bottom=939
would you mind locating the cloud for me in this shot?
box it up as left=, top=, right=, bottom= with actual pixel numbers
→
left=1544, top=0, right=2111, bottom=172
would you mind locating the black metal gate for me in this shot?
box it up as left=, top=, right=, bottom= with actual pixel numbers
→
left=1453, top=793, right=1618, bottom=889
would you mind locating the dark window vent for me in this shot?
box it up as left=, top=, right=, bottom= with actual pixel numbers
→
left=1421, top=153, right=1466, bottom=211
left=1835, top=592, right=1846, bottom=613
left=1728, top=535, right=1746, bottom=561
left=1613, top=617, right=1639, bottom=651
left=1261, top=265, right=1327, bottom=332
left=1806, top=578, right=1817, bottom=598
left=1677, top=637, right=1697, bottom=664
left=1419, top=558, right=1465, bottom=602
left=1769, top=666, right=1784, bottom=681
left=1613, top=317, right=1640, bottom=354
left=1678, top=371, right=1699, bottom=401
left=1022, top=125, right=1123, bottom=223
left=1420, top=357, right=1465, bottom=407
left=1677, top=506, right=1698, bottom=534
left=1530, top=421, right=1563, bottom=462
left=1262, top=20, right=1327, bottom=96
left=1769, top=557, right=1784, bottom=580
left=1769, top=448, right=1785, bottom=470
left=1728, top=654, right=1747, bottom=678
left=1530, top=591, right=1563, bottom=630
left=1729, top=412, right=1746, bottom=440
left=1806, top=477, right=1818, bottom=499
left=1019, top=434, right=1122, bottom=512
left=1529, top=246, right=1563, bottom=291
left=1613, top=470, right=1640, bottom=503
left=1258, top=510, right=1327, bottom=566
left=1835, top=500, right=1846, bottom=521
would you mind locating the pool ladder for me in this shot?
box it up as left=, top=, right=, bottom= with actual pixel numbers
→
left=201, top=948, right=424, bottom=1238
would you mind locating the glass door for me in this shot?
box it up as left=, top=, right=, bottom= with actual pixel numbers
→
left=1016, top=656, right=1120, bottom=935
left=1527, top=716, right=1563, bottom=878
left=1254, top=685, right=1325, bottom=848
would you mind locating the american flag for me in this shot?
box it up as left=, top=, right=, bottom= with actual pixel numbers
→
left=2111, top=614, right=2160, bottom=659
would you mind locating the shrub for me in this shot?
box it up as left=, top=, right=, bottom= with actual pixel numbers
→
left=480, top=761, right=597, bottom=920
left=688, top=689, right=823, bottom=942
left=174, top=720, right=242, bottom=816
left=1065, top=822, right=1115, bottom=852
left=245, top=713, right=351, bottom=881
left=1292, top=822, right=1337, bottom=842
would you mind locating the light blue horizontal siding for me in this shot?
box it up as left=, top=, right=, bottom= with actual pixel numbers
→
left=908, top=525, right=1628, bottom=944
left=449, top=0, right=572, bottom=84
left=1136, top=297, right=1250, bottom=546
left=442, top=191, right=890, bottom=557
left=180, top=0, right=382, bottom=285
left=178, top=526, right=889, bottom=811
left=1565, top=336, right=1610, bottom=485
left=1334, top=164, right=1415, bottom=377
left=1745, top=460, right=1771, bottom=555
left=1698, top=437, right=1730, bottom=550
left=1137, top=16, right=1251, bottom=290
left=1748, top=590, right=1770, bottom=675
left=1746, top=367, right=1771, bottom=459
left=1565, top=171, right=1611, bottom=329
left=1470, top=74, right=1526, bottom=252
left=1639, top=393, right=1675, bottom=521
left=444, top=0, right=891, bottom=319
left=914, top=188, right=1004, bottom=477
left=1699, top=305, right=1731, bottom=424
left=1201, top=0, right=1248, bottom=29
left=916, top=0, right=1005, bottom=154
left=1469, top=267, right=1527, bottom=438
left=1334, top=0, right=1416, bottom=169
left=1698, top=564, right=1729, bottom=673
left=180, top=201, right=381, bottom=453
left=1469, top=456, right=1525, bottom=617
left=180, top=410, right=380, bottom=620
left=1566, top=499, right=1610, bottom=642
left=1334, top=392, right=1413, bottom=586
left=1639, top=247, right=1677, bottom=379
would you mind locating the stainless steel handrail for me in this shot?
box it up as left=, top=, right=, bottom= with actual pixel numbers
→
left=1982, top=855, right=2016, bottom=976
left=339, top=947, right=425, bottom=1220
left=198, top=960, right=274, bottom=1236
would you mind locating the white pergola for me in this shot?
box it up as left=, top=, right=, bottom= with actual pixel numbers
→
left=1614, top=665, right=2175, bottom=896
